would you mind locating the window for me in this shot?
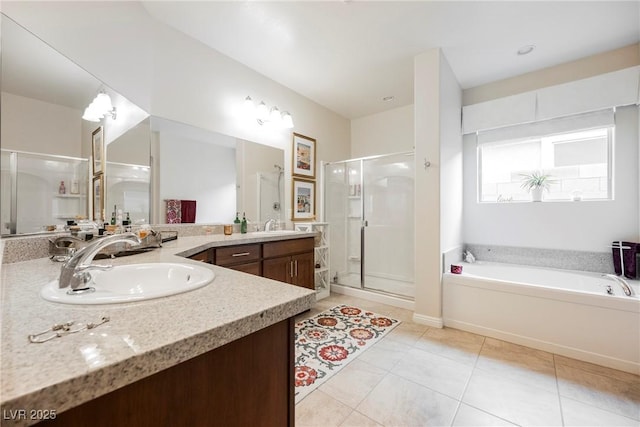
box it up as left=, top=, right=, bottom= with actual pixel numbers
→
left=477, top=111, right=614, bottom=203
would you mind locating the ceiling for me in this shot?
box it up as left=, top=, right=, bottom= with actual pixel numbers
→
left=142, top=1, right=640, bottom=119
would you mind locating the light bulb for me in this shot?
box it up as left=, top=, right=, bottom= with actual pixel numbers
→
left=94, top=92, right=113, bottom=114
left=269, top=106, right=282, bottom=124
left=281, top=112, right=294, bottom=129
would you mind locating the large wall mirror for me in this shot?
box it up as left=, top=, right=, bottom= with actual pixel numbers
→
left=1, top=13, right=285, bottom=236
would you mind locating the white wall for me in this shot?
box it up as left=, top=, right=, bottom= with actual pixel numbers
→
left=1, top=92, right=82, bottom=157
left=159, top=134, right=236, bottom=224
left=350, top=104, right=414, bottom=158
left=414, top=49, right=463, bottom=325
left=463, top=105, right=639, bottom=252
left=439, top=56, right=464, bottom=254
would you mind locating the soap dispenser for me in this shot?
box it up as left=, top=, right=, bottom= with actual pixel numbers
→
left=234, top=212, right=241, bottom=224
left=241, top=212, right=247, bottom=234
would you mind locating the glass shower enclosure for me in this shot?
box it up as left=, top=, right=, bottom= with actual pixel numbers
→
left=324, top=152, right=415, bottom=299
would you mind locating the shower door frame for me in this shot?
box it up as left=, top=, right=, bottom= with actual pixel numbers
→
left=324, top=150, right=414, bottom=297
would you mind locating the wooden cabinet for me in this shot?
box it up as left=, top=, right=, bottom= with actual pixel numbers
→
left=188, top=248, right=212, bottom=263
left=263, top=238, right=314, bottom=290
left=187, top=237, right=314, bottom=288
left=42, top=318, right=295, bottom=427
left=214, top=244, right=261, bottom=276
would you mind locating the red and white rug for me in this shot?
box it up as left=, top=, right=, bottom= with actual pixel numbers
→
left=294, top=305, right=400, bottom=403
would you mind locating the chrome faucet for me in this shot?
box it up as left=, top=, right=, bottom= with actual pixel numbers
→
left=264, top=218, right=277, bottom=232
left=603, top=274, right=634, bottom=297
left=58, top=233, right=141, bottom=290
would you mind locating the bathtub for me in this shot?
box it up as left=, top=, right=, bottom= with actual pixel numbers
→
left=443, top=262, right=640, bottom=374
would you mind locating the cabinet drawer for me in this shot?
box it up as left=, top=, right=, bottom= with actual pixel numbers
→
left=227, top=261, right=262, bottom=276
left=263, top=238, right=314, bottom=259
left=215, top=244, right=261, bottom=266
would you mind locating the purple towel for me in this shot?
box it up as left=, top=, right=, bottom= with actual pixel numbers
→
left=181, top=200, right=197, bottom=223
left=612, top=241, right=637, bottom=279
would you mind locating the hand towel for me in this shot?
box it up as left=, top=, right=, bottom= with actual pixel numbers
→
left=612, top=241, right=638, bottom=279
left=165, top=199, right=182, bottom=224
left=181, top=200, right=197, bottom=223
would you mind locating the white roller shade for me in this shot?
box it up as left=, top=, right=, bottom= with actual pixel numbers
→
left=462, top=91, right=536, bottom=134
left=477, top=109, right=614, bottom=146
left=536, top=67, right=639, bottom=120
left=463, top=66, right=639, bottom=134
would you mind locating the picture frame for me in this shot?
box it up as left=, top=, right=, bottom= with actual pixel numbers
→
left=292, top=178, right=316, bottom=221
left=92, top=126, right=105, bottom=176
left=292, top=133, right=316, bottom=179
left=92, top=174, right=104, bottom=222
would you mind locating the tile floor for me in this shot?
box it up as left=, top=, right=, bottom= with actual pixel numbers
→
left=295, top=293, right=640, bottom=427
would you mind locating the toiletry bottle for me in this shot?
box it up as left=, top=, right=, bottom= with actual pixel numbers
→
left=234, top=212, right=241, bottom=224
left=110, top=205, right=117, bottom=226
left=71, top=179, right=79, bottom=194
left=241, top=212, right=247, bottom=234
left=59, top=181, right=66, bottom=194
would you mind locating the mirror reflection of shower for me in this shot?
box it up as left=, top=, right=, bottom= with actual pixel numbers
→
left=257, top=164, right=284, bottom=224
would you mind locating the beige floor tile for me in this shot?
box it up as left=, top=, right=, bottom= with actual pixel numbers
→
left=463, top=369, right=562, bottom=426
left=452, top=404, right=517, bottom=426
left=296, top=389, right=353, bottom=427
left=414, top=326, right=484, bottom=366
left=381, top=321, right=429, bottom=347
left=318, top=359, right=388, bottom=408
left=357, top=336, right=414, bottom=371
left=561, top=396, right=640, bottom=426
left=356, top=373, right=459, bottom=426
left=340, top=410, right=383, bottom=427
left=555, top=354, right=640, bottom=384
left=556, top=363, right=640, bottom=421
left=391, top=348, right=473, bottom=399
left=475, top=337, right=557, bottom=392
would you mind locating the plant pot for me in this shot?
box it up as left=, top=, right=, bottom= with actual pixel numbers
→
left=531, top=187, right=544, bottom=202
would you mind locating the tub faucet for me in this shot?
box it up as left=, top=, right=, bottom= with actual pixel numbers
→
left=58, top=233, right=141, bottom=290
left=603, top=274, right=634, bottom=297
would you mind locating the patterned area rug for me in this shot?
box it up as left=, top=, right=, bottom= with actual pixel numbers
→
left=294, top=305, right=401, bottom=403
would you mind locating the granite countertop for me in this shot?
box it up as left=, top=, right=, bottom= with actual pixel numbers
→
left=0, top=231, right=316, bottom=425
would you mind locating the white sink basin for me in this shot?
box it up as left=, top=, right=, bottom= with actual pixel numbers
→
left=41, top=263, right=215, bottom=305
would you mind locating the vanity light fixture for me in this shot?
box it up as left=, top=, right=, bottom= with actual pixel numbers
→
left=82, top=90, right=117, bottom=122
left=244, top=96, right=294, bottom=129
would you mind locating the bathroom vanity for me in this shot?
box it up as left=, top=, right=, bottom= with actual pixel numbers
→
left=189, top=237, right=315, bottom=289
left=0, top=232, right=316, bottom=427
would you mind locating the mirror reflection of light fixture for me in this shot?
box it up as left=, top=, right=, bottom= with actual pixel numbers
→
left=244, top=96, right=294, bottom=129
left=82, top=90, right=117, bottom=122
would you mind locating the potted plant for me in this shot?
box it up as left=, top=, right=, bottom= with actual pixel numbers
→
left=520, top=171, right=553, bottom=202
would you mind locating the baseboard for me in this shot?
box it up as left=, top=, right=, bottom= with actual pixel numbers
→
left=412, top=313, right=443, bottom=328
left=330, top=284, right=414, bottom=310
left=444, top=318, right=640, bottom=375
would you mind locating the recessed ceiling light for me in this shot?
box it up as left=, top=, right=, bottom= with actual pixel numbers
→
left=382, top=96, right=395, bottom=102
left=517, top=45, right=535, bottom=56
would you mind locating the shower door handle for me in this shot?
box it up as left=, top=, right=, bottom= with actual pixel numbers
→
left=360, top=223, right=365, bottom=288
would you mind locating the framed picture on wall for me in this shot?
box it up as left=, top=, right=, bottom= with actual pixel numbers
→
left=292, top=178, right=315, bottom=221
left=92, top=126, right=105, bottom=176
left=92, top=174, right=104, bottom=222
left=292, top=133, right=316, bottom=179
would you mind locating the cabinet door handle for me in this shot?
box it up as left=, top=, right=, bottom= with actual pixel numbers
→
left=231, top=252, right=251, bottom=257
left=290, top=260, right=294, bottom=277
left=294, top=260, right=298, bottom=276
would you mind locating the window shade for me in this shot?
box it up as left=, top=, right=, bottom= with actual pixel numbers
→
left=463, top=66, right=639, bottom=135
left=477, top=109, right=614, bottom=146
